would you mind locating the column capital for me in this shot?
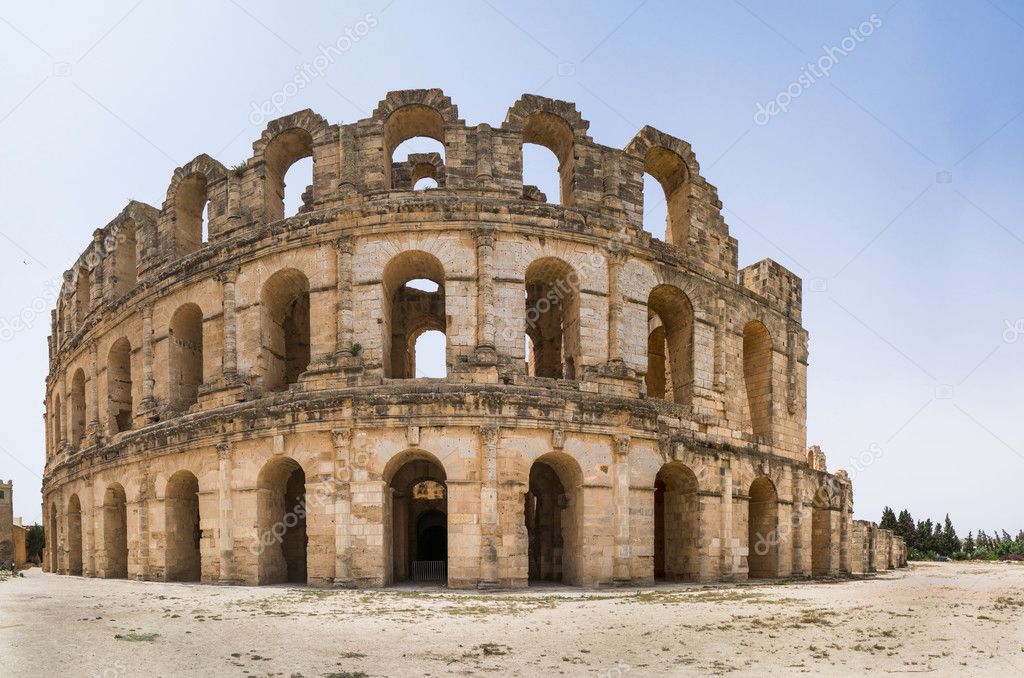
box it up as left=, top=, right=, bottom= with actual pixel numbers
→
left=334, top=235, right=354, bottom=254
left=613, top=433, right=631, bottom=458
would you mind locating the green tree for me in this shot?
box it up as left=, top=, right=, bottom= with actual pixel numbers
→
left=963, top=532, right=975, bottom=554
left=940, top=514, right=960, bottom=556
left=880, top=506, right=898, bottom=531
left=26, top=524, right=45, bottom=564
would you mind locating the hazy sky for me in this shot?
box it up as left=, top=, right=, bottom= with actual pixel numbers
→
left=1, top=1, right=1021, bottom=533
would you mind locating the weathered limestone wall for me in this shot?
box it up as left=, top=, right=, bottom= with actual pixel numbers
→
left=41, top=90, right=902, bottom=588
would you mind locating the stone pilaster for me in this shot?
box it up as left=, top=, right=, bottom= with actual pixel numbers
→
left=139, top=303, right=156, bottom=420
left=334, top=237, right=354, bottom=357
left=475, top=123, right=494, bottom=184
left=87, top=340, right=101, bottom=446
left=612, top=434, right=631, bottom=582
left=606, top=251, right=625, bottom=363
left=332, top=427, right=353, bottom=586
left=217, top=441, right=237, bottom=583
left=474, top=226, right=496, bottom=350
left=478, top=424, right=499, bottom=588
left=82, top=475, right=95, bottom=577
left=219, top=269, right=239, bottom=380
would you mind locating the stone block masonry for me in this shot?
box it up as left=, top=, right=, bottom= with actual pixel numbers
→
left=41, top=89, right=905, bottom=587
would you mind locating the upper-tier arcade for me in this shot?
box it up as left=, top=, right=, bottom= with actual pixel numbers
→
left=41, top=90, right=887, bottom=590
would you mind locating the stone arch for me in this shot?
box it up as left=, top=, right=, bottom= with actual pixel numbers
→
left=380, top=101, right=453, bottom=191
left=165, top=155, right=226, bottom=256
left=747, top=475, right=778, bottom=578
left=70, top=368, right=86, bottom=449
left=67, top=494, right=83, bottom=576
left=164, top=470, right=201, bottom=582
left=168, top=303, right=204, bottom=412
left=505, top=95, right=590, bottom=206
left=526, top=451, right=582, bottom=585
left=384, top=449, right=448, bottom=585
left=256, top=456, right=307, bottom=585
left=260, top=269, right=311, bottom=392
left=382, top=251, right=447, bottom=379
left=102, top=482, right=128, bottom=578
left=743, top=320, right=773, bottom=437
left=625, top=126, right=701, bottom=246
left=524, top=257, right=581, bottom=379
left=646, top=284, right=694, bottom=407
left=251, top=110, right=334, bottom=221
left=811, top=486, right=833, bottom=576
left=107, top=337, right=133, bottom=433
left=654, top=461, right=699, bottom=581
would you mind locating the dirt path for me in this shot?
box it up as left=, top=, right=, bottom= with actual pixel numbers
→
left=1, top=562, right=1022, bottom=677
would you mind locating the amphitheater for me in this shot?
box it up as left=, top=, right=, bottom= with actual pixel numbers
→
left=41, top=89, right=905, bottom=588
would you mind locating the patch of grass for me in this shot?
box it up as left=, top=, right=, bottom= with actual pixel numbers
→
left=115, top=632, right=159, bottom=642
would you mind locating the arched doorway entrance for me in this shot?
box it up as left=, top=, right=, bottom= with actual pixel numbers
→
left=103, top=483, right=128, bottom=578
left=525, top=453, right=581, bottom=585
left=256, top=457, right=307, bottom=584
left=654, top=462, right=699, bottom=581
left=811, top=487, right=832, bottom=576
left=386, top=452, right=447, bottom=585
left=165, top=470, right=201, bottom=582
left=67, top=494, right=83, bottom=576
left=748, top=476, right=778, bottom=578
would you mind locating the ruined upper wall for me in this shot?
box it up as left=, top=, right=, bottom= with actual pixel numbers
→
left=52, top=89, right=801, bottom=349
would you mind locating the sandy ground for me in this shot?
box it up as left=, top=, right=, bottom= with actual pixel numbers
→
left=1, top=562, right=1022, bottom=677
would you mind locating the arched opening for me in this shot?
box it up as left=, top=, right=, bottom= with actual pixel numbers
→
left=168, top=303, right=203, bottom=412
left=260, top=269, right=311, bottom=392
left=384, top=105, right=446, bottom=190
left=382, top=252, right=446, bottom=379
left=412, top=330, right=447, bottom=378
left=75, top=267, right=91, bottom=325
left=107, top=338, right=133, bottom=433
left=642, top=146, right=690, bottom=245
left=165, top=470, right=201, bottom=582
left=264, top=128, right=314, bottom=221
left=526, top=453, right=581, bottom=585
left=67, top=494, right=83, bottom=576
left=70, top=369, right=86, bottom=449
left=386, top=452, right=447, bottom=585
left=811, top=487, right=832, bottom=576
left=654, top=462, right=699, bottom=581
left=646, top=285, right=694, bottom=407
left=48, top=503, right=58, bottom=573
left=524, top=257, right=580, bottom=379
left=112, top=219, right=138, bottom=297
left=747, top=476, right=778, bottom=578
left=256, top=457, right=307, bottom=585
left=520, top=112, right=575, bottom=205
left=174, top=173, right=209, bottom=256
left=103, top=483, right=128, bottom=578
left=742, top=320, right=773, bottom=437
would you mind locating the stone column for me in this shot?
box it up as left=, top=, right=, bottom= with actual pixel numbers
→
left=219, top=269, right=239, bottom=381
left=606, top=251, right=625, bottom=363
left=612, top=434, right=631, bottom=582
left=478, top=424, right=499, bottom=587
left=332, top=428, right=353, bottom=586
left=335, top=237, right=354, bottom=356
left=132, top=473, right=151, bottom=580
left=217, top=441, right=236, bottom=583
left=790, top=467, right=806, bottom=575
left=82, top=475, right=95, bottom=576
left=720, top=460, right=737, bottom=578
left=139, top=303, right=155, bottom=417
left=776, top=466, right=794, bottom=577
left=474, top=226, right=497, bottom=350
left=88, top=341, right=101, bottom=445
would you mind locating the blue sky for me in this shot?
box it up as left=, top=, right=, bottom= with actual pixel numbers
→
left=1, top=1, right=1021, bottom=533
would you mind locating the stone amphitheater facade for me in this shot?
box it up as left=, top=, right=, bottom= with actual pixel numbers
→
left=41, top=89, right=905, bottom=588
